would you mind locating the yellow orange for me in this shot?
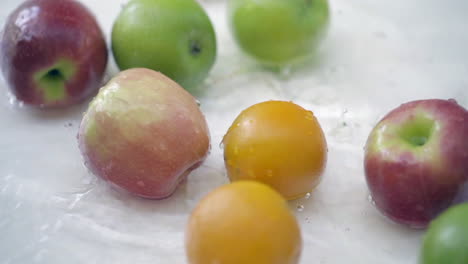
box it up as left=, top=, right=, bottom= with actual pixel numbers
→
left=222, top=100, right=327, bottom=200
left=185, top=181, right=302, bottom=264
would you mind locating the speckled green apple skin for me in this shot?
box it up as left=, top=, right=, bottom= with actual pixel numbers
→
left=78, top=68, right=210, bottom=199
left=111, top=0, right=216, bottom=91
left=228, top=0, right=329, bottom=66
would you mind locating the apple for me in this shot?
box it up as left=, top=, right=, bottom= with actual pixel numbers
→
left=364, top=99, right=468, bottom=228
left=78, top=68, right=210, bottom=199
left=228, top=0, right=329, bottom=66
left=111, top=0, right=216, bottom=91
left=0, top=0, right=108, bottom=108
left=420, top=202, right=468, bottom=264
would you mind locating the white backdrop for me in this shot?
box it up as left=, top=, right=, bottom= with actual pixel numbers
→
left=1, top=0, right=467, bottom=263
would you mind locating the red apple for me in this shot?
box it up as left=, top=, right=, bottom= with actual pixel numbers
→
left=364, top=99, right=468, bottom=228
left=78, top=68, right=210, bottom=199
left=0, top=0, right=108, bottom=108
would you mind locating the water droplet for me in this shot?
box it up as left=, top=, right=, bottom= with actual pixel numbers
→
left=195, top=99, right=201, bottom=107
left=234, top=146, right=239, bottom=155
left=266, top=169, right=273, bottom=177
left=159, top=143, right=168, bottom=151
left=305, top=111, right=314, bottom=121
left=219, top=141, right=224, bottom=150
left=235, top=123, right=240, bottom=127
left=297, top=205, right=304, bottom=212
left=137, top=181, right=145, bottom=187
left=249, top=147, right=254, bottom=153
left=367, top=195, right=376, bottom=205
left=279, top=65, right=292, bottom=79
left=7, top=94, right=24, bottom=108
left=305, top=192, right=311, bottom=199
left=305, top=217, right=310, bottom=223
left=448, top=98, right=458, bottom=104
left=8, top=96, right=16, bottom=105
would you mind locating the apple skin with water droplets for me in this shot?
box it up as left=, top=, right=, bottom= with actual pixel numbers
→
left=78, top=68, right=210, bottom=199
left=0, top=0, right=108, bottom=108
left=364, top=99, right=468, bottom=228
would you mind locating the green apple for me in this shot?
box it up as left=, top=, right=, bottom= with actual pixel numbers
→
left=228, top=0, right=329, bottom=66
left=111, top=0, right=216, bottom=91
left=420, top=203, right=468, bottom=264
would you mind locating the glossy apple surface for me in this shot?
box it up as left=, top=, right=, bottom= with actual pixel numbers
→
left=228, top=0, right=329, bottom=66
left=78, top=68, right=210, bottom=199
left=364, top=99, right=468, bottom=228
left=0, top=0, right=108, bottom=108
left=112, top=0, right=216, bottom=91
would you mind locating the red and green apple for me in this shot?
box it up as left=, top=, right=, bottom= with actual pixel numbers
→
left=0, top=0, right=108, bottom=108
left=111, top=0, right=216, bottom=91
left=364, top=99, right=468, bottom=228
left=78, top=68, right=210, bottom=199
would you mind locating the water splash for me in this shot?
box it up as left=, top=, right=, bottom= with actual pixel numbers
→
left=7, top=93, right=24, bottom=109
left=367, top=194, right=376, bottom=206
left=278, top=65, right=293, bottom=80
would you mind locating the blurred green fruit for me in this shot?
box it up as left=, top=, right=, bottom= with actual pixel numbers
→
left=228, top=0, right=329, bottom=66
left=420, top=202, right=468, bottom=264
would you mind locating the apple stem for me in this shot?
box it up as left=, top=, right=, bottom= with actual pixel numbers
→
left=38, top=68, right=67, bottom=101
left=190, top=41, right=202, bottom=56
left=399, top=116, right=435, bottom=147
left=47, top=69, right=62, bottom=79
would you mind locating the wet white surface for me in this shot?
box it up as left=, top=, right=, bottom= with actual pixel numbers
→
left=1, top=0, right=467, bottom=263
